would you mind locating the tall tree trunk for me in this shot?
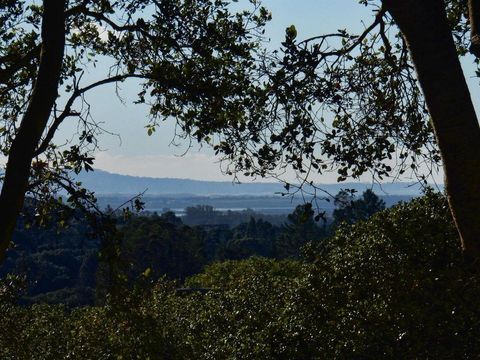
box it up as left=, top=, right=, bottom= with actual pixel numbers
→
left=0, top=0, right=66, bottom=262
left=384, top=0, right=480, bottom=258
left=469, top=0, right=480, bottom=57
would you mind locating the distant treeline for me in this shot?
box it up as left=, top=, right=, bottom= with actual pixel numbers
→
left=96, top=193, right=412, bottom=217
left=148, top=206, right=290, bottom=227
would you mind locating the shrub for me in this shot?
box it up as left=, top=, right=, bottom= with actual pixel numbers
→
left=305, top=191, right=480, bottom=358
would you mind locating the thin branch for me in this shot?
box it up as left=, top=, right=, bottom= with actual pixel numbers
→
left=299, top=6, right=386, bottom=58
left=34, top=73, right=150, bottom=157
left=53, top=173, right=102, bottom=215
left=110, top=189, right=148, bottom=214
left=66, top=5, right=152, bottom=39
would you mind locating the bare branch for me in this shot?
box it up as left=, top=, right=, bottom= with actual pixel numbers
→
left=299, top=6, right=386, bottom=58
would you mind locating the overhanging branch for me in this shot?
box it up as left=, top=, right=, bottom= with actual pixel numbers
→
left=34, top=73, right=151, bottom=157
left=299, top=6, right=386, bottom=58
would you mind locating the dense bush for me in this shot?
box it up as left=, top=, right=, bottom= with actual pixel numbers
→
left=1, top=192, right=479, bottom=359
left=304, top=191, right=480, bottom=358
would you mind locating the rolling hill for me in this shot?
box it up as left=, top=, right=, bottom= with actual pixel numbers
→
left=77, top=169, right=436, bottom=196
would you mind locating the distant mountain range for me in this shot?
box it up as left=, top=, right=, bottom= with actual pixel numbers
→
left=76, top=169, right=440, bottom=196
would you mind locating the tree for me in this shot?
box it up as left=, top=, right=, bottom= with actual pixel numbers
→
left=332, top=189, right=386, bottom=226
left=119, top=216, right=207, bottom=281
left=206, top=0, right=480, bottom=258
left=274, top=204, right=323, bottom=258
left=385, top=0, right=480, bottom=258
left=3, top=0, right=480, bottom=262
left=345, top=0, right=480, bottom=257
left=0, top=0, right=271, bottom=261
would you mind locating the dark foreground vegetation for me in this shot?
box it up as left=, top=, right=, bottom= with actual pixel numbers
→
left=1, top=192, right=479, bottom=359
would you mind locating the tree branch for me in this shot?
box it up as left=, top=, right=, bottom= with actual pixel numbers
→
left=34, top=74, right=150, bottom=157
left=299, top=6, right=386, bottom=58
left=66, top=5, right=151, bottom=37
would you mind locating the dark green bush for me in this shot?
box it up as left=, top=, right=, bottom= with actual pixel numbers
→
left=304, top=191, right=480, bottom=358
left=162, top=192, right=480, bottom=359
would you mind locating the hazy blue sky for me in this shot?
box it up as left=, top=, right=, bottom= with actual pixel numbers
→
left=55, top=1, right=478, bottom=183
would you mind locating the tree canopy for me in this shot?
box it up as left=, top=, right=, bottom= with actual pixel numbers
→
left=0, top=0, right=271, bottom=260
left=332, top=189, right=386, bottom=226
left=207, top=0, right=480, bottom=257
left=2, top=192, right=480, bottom=358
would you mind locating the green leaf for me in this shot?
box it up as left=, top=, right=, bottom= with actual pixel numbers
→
left=286, top=25, right=297, bottom=40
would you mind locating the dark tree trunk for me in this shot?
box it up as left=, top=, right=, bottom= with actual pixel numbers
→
left=0, top=0, right=66, bottom=262
left=384, top=0, right=480, bottom=258
left=469, top=0, right=480, bottom=57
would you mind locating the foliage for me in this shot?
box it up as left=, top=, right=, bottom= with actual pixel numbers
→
left=211, top=2, right=452, bottom=182
left=275, top=203, right=325, bottom=258
left=1, top=1, right=471, bottom=231
left=1, top=190, right=389, bottom=304
left=0, top=217, right=98, bottom=306
left=0, top=0, right=272, bottom=251
left=119, top=215, right=207, bottom=281
left=305, top=191, right=480, bottom=358
left=332, top=188, right=386, bottom=227
left=221, top=217, right=278, bottom=259
left=1, top=192, right=479, bottom=358
left=185, top=256, right=306, bottom=289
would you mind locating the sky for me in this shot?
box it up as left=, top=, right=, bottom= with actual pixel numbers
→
left=55, top=1, right=479, bottom=183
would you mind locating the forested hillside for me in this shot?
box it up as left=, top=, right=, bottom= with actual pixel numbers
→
left=0, top=190, right=384, bottom=306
